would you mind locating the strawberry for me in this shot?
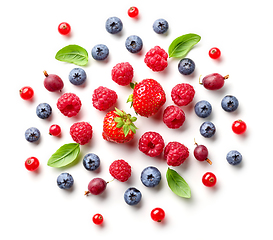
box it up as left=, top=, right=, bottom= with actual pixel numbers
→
left=127, top=79, right=166, bottom=117
left=102, top=108, right=137, bottom=143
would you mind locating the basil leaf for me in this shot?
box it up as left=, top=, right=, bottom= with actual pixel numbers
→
left=55, top=44, right=88, bottom=66
left=166, top=168, right=191, bottom=198
left=168, top=33, right=201, bottom=58
left=47, top=143, right=80, bottom=168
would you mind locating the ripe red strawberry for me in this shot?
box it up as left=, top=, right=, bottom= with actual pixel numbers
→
left=127, top=79, right=166, bottom=117
left=102, top=108, right=137, bottom=144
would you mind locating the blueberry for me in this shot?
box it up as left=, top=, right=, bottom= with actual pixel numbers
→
left=194, top=100, right=212, bottom=118
left=153, top=18, right=169, bottom=34
left=200, top=121, right=216, bottom=138
left=226, top=150, right=242, bottom=165
left=57, top=173, right=74, bottom=189
left=221, top=95, right=239, bottom=112
left=178, top=58, right=195, bottom=75
left=105, top=16, right=123, bottom=34
left=124, top=187, right=142, bottom=206
left=141, top=166, right=161, bottom=187
left=25, top=127, right=40, bottom=142
left=91, top=44, right=109, bottom=61
left=36, top=103, right=52, bottom=119
left=83, top=153, right=100, bottom=171
left=69, top=68, right=86, bottom=86
left=125, top=35, right=143, bottom=53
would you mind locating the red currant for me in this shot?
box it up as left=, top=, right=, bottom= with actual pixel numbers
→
left=209, top=47, right=221, bottom=59
left=58, top=22, right=71, bottom=35
left=25, top=157, right=39, bottom=171
left=128, top=6, right=139, bottom=18
left=232, top=120, right=247, bottom=134
left=92, top=213, right=103, bottom=225
left=49, top=124, right=61, bottom=136
left=19, top=86, right=34, bottom=100
left=202, top=172, right=217, bottom=187
left=151, top=208, right=165, bottom=222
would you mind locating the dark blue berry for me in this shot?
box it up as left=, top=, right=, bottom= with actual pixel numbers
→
left=141, top=166, right=161, bottom=187
left=226, top=150, right=242, bottom=165
left=36, top=103, right=52, bottom=119
left=200, top=121, right=216, bottom=138
left=153, top=18, right=169, bottom=34
left=125, top=35, right=143, bottom=53
left=25, top=127, right=40, bottom=142
left=221, top=95, right=239, bottom=112
left=124, top=187, right=142, bottom=205
left=105, top=17, right=123, bottom=34
left=178, top=58, right=195, bottom=75
left=69, top=68, right=86, bottom=86
left=194, top=100, right=212, bottom=118
left=91, top=44, right=109, bottom=61
left=83, top=153, right=100, bottom=171
left=57, top=173, right=74, bottom=189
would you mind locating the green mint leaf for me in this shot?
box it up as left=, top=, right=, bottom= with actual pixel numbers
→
left=166, top=168, right=191, bottom=198
left=47, top=143, right=80, bottom=168
left=168, top=33, right=201, bottom=58
left=55, top=44, right=88, bottom=66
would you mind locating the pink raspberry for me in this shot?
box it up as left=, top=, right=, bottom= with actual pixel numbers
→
left=111, top=62, right=134, bottom=86
left=163, top=105, right=185, bottom=129
left=109, top=159, right=131, bottom=182
left=144, top=46, right=168, bottom=72
left=138, top=131, right=165, bottom=157
left=171, top=83, right=195, bottom=106
left=70, top=121, right=93, bottom=145
left=57, top=93, right=82, bottom=117
left=92, top=86, right=118, bottom=111
left=164, top=141, right=189, bottom=166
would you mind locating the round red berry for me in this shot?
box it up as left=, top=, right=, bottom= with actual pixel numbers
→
left=144, top=46, right=168, bottom=72
left=164, top=141, right=189, bottom=166
left=92, top=213, right=103, bottom=225
left=49, top=124, right=61, bottom=136
left=111, top=62, right=134, bottom=86
left=92, top=86, right=118, bottom=111
left=57, top=93, right=82, bottom=117
left=209, top=47, right=221, bottom=59
left=109, top=159, right=131, bottom=182
left=163, top=105, right=186, bottom=129
left=58, top=22, right=71, bottom=35
left=202, top=172, right=217, bottom=187
left=151, top=208, right=165, bottom=222
left=19, top=86, right=34, bottom=100
left=232, top=120, right=247, bottom=134
left=128, top=6, right=139, bottom=18
left=70, top=121, right=93, bottom=145
left=25, top=157, right=39, bottom=171
left=171, top=83, right=195, bottom=106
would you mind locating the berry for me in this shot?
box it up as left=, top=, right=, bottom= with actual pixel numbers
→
left=124, top=187, right=142, bottom=205
left=194, top=100, right=212, bottom=118
left=178, top=58, right=195, bottom=75
left=36, top=103, right=52, bottom=119
left=92, top=214, right=104, bottom=225
left=105, top=16, right=123, bottom=34
left=19, top=86, right=34, bottom=100
left=144, top=46, right=168, bottom=72
left=86, top=178, right=107, bottom=195
left=140, top=166, right=161, bottom=187
left=129, top=79, right=166, bottom=117
left=25, top=127, right=40, bottom=142
left=200, top=73, right=229, bottom=90
left=202, top=172, right=217, bottom=187
left=138, top=131, right=165, bottom=157
left=58, top=22, right=71, bottom=35
left=164, top=141, right=189, bottom=166
left=151, top=208, right=165, bottom=222
left=193, top=141, right=212, bottom=165
left=83, top=153, right=100, bottom=171
left=171, top=83, right=195, bottom=106
left=92, top=86, right=118, bottom=111
left=25, top=157, right=39, bottom=171
left=49, top=124, right=61, bottom=136
left=226, top=150, right=242, bottom=165
left=109, top=159, right=131, bottom=182
left=43, top=70, right=64, bottom=92
left=68, top=68, right=86, bottom=86
left=200, top=121, right=216, bottom=138
left=57, top=93, right=82, bottom=117
left=153, top=19, right=169, bottom=34
left=125, top=35, right=143, bottom=54
left=91, top=44, right=109, bottom=61
left=163, top=105, right=185, bottom=129
left=128, top=6, right=139, bottom=18
left=70, top=121, right=93, bottom=145
left=111, top=62, right=134, bottom=86
left=221, top=95, right=239, bottom=112
left=102, top=108, right=137, bottom=144
left=57, top=173, right=74, bottom=189
left=232, top=120, right=247, bottom=134
left=209, top=47, right=221, bottom=59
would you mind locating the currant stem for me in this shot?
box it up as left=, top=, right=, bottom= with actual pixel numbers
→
left=84, top=191, right=90, bottom=196
left=194, top=138, right=198, bottom=146
left=224, top=75, right=229, bottom=80
left=43, top=70, right=49, bottom=77
left=199, top=75, right=203, bottom=85
left=206, top=158, right=212, bottom=165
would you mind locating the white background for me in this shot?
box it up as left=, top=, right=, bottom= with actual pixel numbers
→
left=1, top=0, right=273, bottom=239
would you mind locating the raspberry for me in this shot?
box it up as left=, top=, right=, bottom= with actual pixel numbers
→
left=57, top=93, right=81, bottom=117
left=111, top=62, right=134, bottom=86
left=109, top=159, right=131, bottom=182
left=171, top=83, right=195, bottom=106
left=138, top=131, right=165, bottom=157
left=70, top=121, right=93, bottom=145
left=144, top=46, right=168, bottom=72
left=163, top=105, right=185, bottom=129
left=164, top=141, right=189, bottom=166
left=92, top=86, right=118, bottom=111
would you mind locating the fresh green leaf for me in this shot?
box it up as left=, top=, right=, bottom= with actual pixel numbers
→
left=123, top=125, right=130, bottom=137
left=129, top=124, right=137, bottom=134
left=114, top=108, right=125, bottom=117
left=47, top=143, right=80, bottom=168
left=168, top=33, right=201, bottom=58
left=115, top=121, right=124, bottom=129
left=130, top=117, right=137, bottom=122
left=55, top=44, right=88, bottom=66
left=166, top=168, right=191, bottom=198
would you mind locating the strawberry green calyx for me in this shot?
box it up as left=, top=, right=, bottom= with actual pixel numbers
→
left=114, top=108, right=137, bottom=137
